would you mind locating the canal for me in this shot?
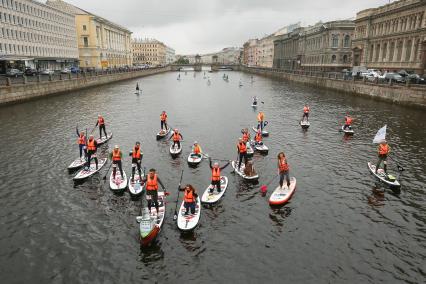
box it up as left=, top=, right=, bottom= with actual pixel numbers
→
left=0, top=70, right=424, bottom=283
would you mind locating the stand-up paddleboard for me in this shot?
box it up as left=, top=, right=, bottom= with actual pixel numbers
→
left=341, top=126, right=354, bottom=135
left=156, top=128, right=171, bottom=140
left=252, top=126, right=269, bottom=137
left=96, top=132, right=113, bottom=145
left=68, top=157, right=86, bottom=170
left=73, top=158, right=107, bottom=180
left=109, top=168, right=127, bottom=193
left=368, top=162, right=400, bottom=188
left=246, top=142, right=254, bottom=157
left=252, top=141, right=269, bottom=154
left=177, top=196, right=201, bottom=231
left=300, top=120, right=310, bottom=129
left=201, top=176, right=228, bottom=204
left=251, top=102, right=258, bottom=107
left=138, top=191, right=166, bottom=246
left=170, top=142, right=182, bottom=157
left=231, top=160, right=259, bottom=180
left=269, top=177, right=297, bottom=205
left=187, top=153, right=202, bottom=166
left=128, top=173, right=145, bottom=198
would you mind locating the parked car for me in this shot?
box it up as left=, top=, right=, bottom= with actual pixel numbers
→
left=384, top=72, right=405, bottom=83
left=351, top=66, right=367, bottom=78
left=5, top=69, right=24, bottom=77
left=365, top=71, right=382, bottom=82
left=24, top=68, right=38, bottom=76
left=407, top=74, right=425, bottom=84
left=40, top=69, right=55, bottom=75
left=61, top=68, right=71, bottom=74
left=70, top=67, right=80, bottom=73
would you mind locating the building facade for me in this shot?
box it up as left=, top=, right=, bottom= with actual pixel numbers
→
left=273, top=27, right=304, bottom=70
left=47, top=0, right=132, bottom=70
left=0, top=0, right=79, bottom=73
left=132, top=38, right=167, bottom=66
left=243, top=39, right=259, bottom=66
left=165, top=46, right=175, bottom=64
left=352, top=0, right=426, bottom=75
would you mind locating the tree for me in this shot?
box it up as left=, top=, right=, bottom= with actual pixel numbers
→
left=175, top=56, right=189, bottom=64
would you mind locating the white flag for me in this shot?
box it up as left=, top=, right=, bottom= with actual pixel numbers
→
left=373, top=125, right=387, bottom=144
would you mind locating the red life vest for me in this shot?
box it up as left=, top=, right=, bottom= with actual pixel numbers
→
left=132, top=147, right=141, bottom=159
left=345, top=116, right=353, bottom=125
left=212, top=167, right=220, bottom=181
left=279, top=157, right=289, bottom=172
left=304, top=106, right=310, bottom=113
left=378, top=144, right=390, bottom=155
left=146, top=174, right=158, bottom=191
left=173, top=132, right=181, bottom=142
left=257, top=112, right=264, bottom=121
left=238, top=142, right=247, bottom=153
left=193, top=145, right=201, bottom=154
left=77, top=134, right=86, bottom=145
left=255, top=133, right=262, bottom=142
left=160, top=113, right=167, bottom=121
left=112, top=149, right=121, bottom=161
left=184, top=189, right=195, bottom=203
left=98, top=116, right=105, bottom=125
left=87, top=139, right=96, bottom=151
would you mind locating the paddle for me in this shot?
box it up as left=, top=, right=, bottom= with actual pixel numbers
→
left=102, top=162, right=113, bottom=181
left=260, top=174, right=279, bottom=193
left=173, top=169, right=184, bottom=220
left=388, top=155, right=405, bottom=172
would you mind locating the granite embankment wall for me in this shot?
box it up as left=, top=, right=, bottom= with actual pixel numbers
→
left=240, top=66, right=426, bottom=109
left=0, top=66, right=170, bottom=105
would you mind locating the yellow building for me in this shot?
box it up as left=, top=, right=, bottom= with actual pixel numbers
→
left=132, top=39, right=167, bottom=66
left=46, top=0, right=132, bottom=70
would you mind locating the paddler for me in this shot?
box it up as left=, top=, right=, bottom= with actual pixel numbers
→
left=343, top=115, right=353, bottom=130
left=85, top=135, right=98, bottom=170
left=130, top=141, right=143, bottom=182
left=237, top=138, right=248, bottom=171
left=95, top=114, right=108, bottom=139
left=254, top=129, right=263, bottom=145
left=192, top=141, right=202, bottom=157
left=142, top=169, right=166, bottom=215
left=257, top=111, right=265, bottom=131
left=252, top=96, right=258, bottom=106
left=160, top=111, right=168, bottom=131
left=242, top=128, right=250, bottom=144
left=375, top=140, right=390, bottom=174
left=179, top=184, right=198, bottom=215
left=109, top=145, right=124, bottom=180
left=76, top=129, right=87, bottom=159
left=169, top=129, right=183, bottom=149
left=277, top=152, right=290, bottom=188
left=208, top=158, right=229, bottom=194
left=302, top=104, right=310, bottom=122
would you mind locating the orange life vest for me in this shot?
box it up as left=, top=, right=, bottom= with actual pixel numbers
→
left=173, top=132, right=181, bottom=142
left=345, top=117, right=353, bottom=125
left=378, top=144, right=390, bottom=155
left=112, top=149, right=121, bottom=161
left=257, top=112, right=264, bottom=121
left=77, top=134, right=86, bottom=145
left=87, top=139, right=96, bottom=151
left=146, top=174, right=158, bottom=191
left=212, top=167, right=220, bottom=181
left=279, top=157, right=289, bottom=172
left=160, top=113, right=167, bottom=121
left=255, top=133, right=262, bottom=142
left=304, top=106, right=310, bottom=113
left=184, top=189, right=195, bottom=203
left=238, top=142, right=247, bottom=153
left=193, top=145, right=201, bottom=154
left=242, top=133, right=249, bottom=142
left=132, top=147, right=141, bottom=159
left=98, top=116, right=105, bottom=125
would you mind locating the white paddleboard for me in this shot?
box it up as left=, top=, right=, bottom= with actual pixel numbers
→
left=109, top=168, right=127, bottom=192
left=156, top=128, right=171, bottom=140
left=177, top=196, right=201, bottom=231
left=341, top=126, right=354, bottom=135
left=187, top=153, right=202, bottom=166
left=252, top=126, right=269, bottom=137
left=253, top=141, right=269, bottom=154
left=138, top=191, right=165, bottom=246
left=269, top=177, right=297, bottom=205
left=231, top=160, right=259, bottom=180
left=201, top=176, right=228, bottom=204
left=68, top=157, right=86, bottom=170
left=73, top=158, right=107, bottom=180
left=300, top=120, right=310, bottom=128
left=96, top=132, right=113, bottom=145
left=170, top=143, right=182, bottom=156
left=368, top=162, right=400, bottom=188
left=128, top=173, right=145, bottom=197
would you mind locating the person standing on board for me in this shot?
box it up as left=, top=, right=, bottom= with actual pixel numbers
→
left=254, top=129, right=263, bottom=145
left=130, top=141, right=143, bottom=182
left=257, top=111, right=265, bottom=131
left=242, top=128, right=250, bottom=144
left=192, top=141, right=202, bottom=156
left=142, top=169, right=166, bottom=215
left=375, top=140, right=390, bottom=174
left=110, top=145, right=124, bottom=180
left=302, top=104, right=310, bottom=122
left=208, top=158, right=229, bottom=194
left=76, top=129, right=87, bottom=159
left=179, top=184, right=198, bottom=215
left=95, top=114, right=108, bottom=139
left=343, top=115, right=353, bottom=130
left=252, top=96, right=258, bottom=106
left=85, top=135, right=98, bottom=170
left=169, top=129, right=183, bottom=149
left=278, top=152, right=291, bottom=188
left=160, top=111, right=168, bottom=131
left=237, top=138, right=248, bottom=171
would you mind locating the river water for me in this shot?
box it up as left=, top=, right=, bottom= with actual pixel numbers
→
left=0, top=70, right=425, bottom=284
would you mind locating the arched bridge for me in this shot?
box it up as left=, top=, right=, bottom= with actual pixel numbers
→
left=170, top=64, right=240, bottom=72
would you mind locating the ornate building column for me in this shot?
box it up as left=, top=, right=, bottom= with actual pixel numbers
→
left=386, top=40, right=392, bottom=62
left=409, top=37, right=417, bottom=62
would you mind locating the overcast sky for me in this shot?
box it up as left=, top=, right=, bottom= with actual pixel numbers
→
left=57, top=0, right=392, bottom=54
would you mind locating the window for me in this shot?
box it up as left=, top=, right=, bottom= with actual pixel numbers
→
left=343, top=55, right=348, bottom=63
left=344, top=35, right=350, bottom=47
left=332, top=35, right=339, bottom=48
left=83, top=25, right=86, bottom=31
left=83, top=37, right=88, bottom=47
left=331, top=55, right=337, bottom=63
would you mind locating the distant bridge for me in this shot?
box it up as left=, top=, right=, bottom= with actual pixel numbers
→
left=170, top=64, right=240, bottom=72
